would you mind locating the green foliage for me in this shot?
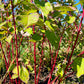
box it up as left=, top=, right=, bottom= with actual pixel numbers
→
left=5, top=35, right=13, bottom=43
left=67, top=16, right=75, bottom=24
left=11, top=74, right=18, bottom=79
left=20, top=13, right=39, bottom=27
left=32, top=33, right=42, bottom=41
left=24, top=27, right=33, bottom=35
left=13, top=0, right=18, bottom=5
left=7, top=64, right=15, bottom=73
left=35, top=1, right=53, bottom=17
left=45, top=20, right=54, bottom=31
left=45, top=30, right=60, bottom=49
left=72, top=57, right=84, bottom=78
left=55, top=6, right=76, bottom=12
left=12, top=65, right=29, bottom=83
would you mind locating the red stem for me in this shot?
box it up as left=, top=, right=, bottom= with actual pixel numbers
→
left=11, top=39, right=14, bottom=59
left=51, top=76, right=58, bottom=84
left=19, top=36, right=24, bottom=47
left=0, top=42, right=8, bottom=69
left=33, top=25, right=37, bottom=84
left=37, top=33, right=44, bottom=84
left=11, top=39, right=17, bottom=84
left=11, top=0, right=20, bottom=83
left=1, top=9, right=12, bottom=83
left=30, top=0, right=36, bottom=83
left=8, top=44, right=13, bottom=83
left=30, top=41, right=31, bottom=52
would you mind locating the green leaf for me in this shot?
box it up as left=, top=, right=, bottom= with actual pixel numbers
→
left=72, top=57, right=84, bottom=78
left=55, top=6, right=76, bottom=12
left=41, top=2, right=53, bottom=17
left=0, top=36, right=6, bottom=41
left=55, top=64, right=64, bottom=78
left=77, top=58, right=84, bottom=78
left=35, top=1, right=53, bottom=17
left=67, top=16, right=75, bottom=24
left=8, top=64, right=15, bottom=73
left=29, top=39, right=36, bottom=42
left=27, top=0, right=31, bottom=2
left=45, top=21, right=54, bottom=31
left=32, top=33, right=42, bottom=41
left=19, top=66, right=29, bottom=83
left=5, top=35, right=12, bottom=43
left=79, top=0, right=84, bottom=5
left=20, top=15, right=28, bottom=26
left=12, top=66, right=20, bottom=74
left=0, top=31, right=7, bottom=34
left=12, top=65, right=29, bottom=83
left=0, top=26, right=7, bottom=30
left=0, top=21, right=7, bottom=28
left=0, top=4, right=4, bottom=9
left=11, top=74, right=18, bottom=79
left=73, top=2, right=81, bottom=7
left=6, top=15, right=12, bottom=20
left=27, top=13, right=39, bottom=26
left=27, top=65, right=33, bottom=71
left=20, top=13, right=39, bottom=27
left=24, top=27, right=33, bottom=35
left=26, top=9, right=37, bottom=15
left=13, top=0, right=18, bottom=5
left=41, top=29, right=45, bottom=33
left=45, top=30, right=60, bottom=49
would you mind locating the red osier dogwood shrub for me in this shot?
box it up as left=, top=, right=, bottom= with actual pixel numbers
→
left=0, top=0, right=84, bottom=84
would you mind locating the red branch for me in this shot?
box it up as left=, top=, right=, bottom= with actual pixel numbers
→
left=33, top=25, right=37, bottom=84
left=11, top=0, right=20, bottom=84
left=37, top=33, right=44, bottom=84
left=0, top=42, right=8, bottom=69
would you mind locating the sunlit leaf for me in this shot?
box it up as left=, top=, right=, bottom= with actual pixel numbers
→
left=41, top=2, right=53, bottom=17
left=5, top=35, right=12, bottom=43
left=0, top=31, right=7, bottom=34
left=45, top=21, right=54, bottom=31
left=24, top=27, right=33, bottom=35
left=55, top=6, right=76, bottom=12
left=20, top=15, right=28, bottom=26
left=12, top=65, right=29, bottom=83
left=11, top=74, right=18, bottom=79
left=0, top=36, right=6, bottom=41
left=13, top=0, right=18, bottom=5
left=20, top=13, right=39, bottom=27
left=27, top=13, right=39, bottom=26
left=19, top=66, right=29, bottom=83
left=67, top=16, right=75, bottom=24
left=72, top=57, right=84, bottom=78
left=27, top=65, right=33, bottom=71
left=26, top=9, right=37, bottom=15
left=35, top=1, right=53, bottom=17
left=0, top=21, right=7, bottom=28
left=12, top=66, right=20, bottom=74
